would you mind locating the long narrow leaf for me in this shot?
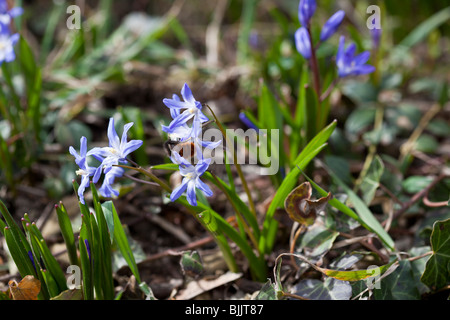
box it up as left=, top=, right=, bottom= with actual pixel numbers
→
left=259, top=120, right=337, bottom=254
left=320, top=162, right=395, bottom=250
left=102, top=201, right=141, bottom=284
left=55, top=202, right=78, bottom=266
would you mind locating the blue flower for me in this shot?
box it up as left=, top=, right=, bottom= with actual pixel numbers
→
left=320, top=10, right=345, bottom=42
left=0, top=27, right=19, bottom=65
left=0, top=0, right=23, bottom=30
left=98, top=166, right=125, bottom=198
left=239, top=112, right=259, bottom=131
left=84, top=239, right=91, bottom=262
left=169, top=152, right=213, bottom=206
left=69, top=136, right=97, bottom=204
left=295, top=27, right=311, bottom=59
left=298, top=0, right=316, bottom=27
left=336, top=36, right=375, bottom=78
left=162, top=95, right=193, bottom=142
left=163, top=83, right=209, bottom=131
left=371, top=28, right=382, bottom=49
left=89, top=117, right=143, bottom=182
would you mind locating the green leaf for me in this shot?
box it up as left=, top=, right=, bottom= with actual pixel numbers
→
left=398, top=6, right=450, bottom=49
left=293, top=278, right=352, bottom=300
left=3, top=227, right=35, bottom=278
left=55, top=202, right=78, bottom=266
left=374, top=261, right=421, bottom=300
left=421, top=219, right=450, bottom=290
left=255, top=280, right=278, bottom=300
left=0, top=200, right=35, bottom=277
left=320, top=163, right=395, bottom=250
left=359, top=155, right=384, bottom=205
left=101, top=201, right=142, bottom=284
left=259, top=120, right=337, bottom=254
left=344, top=107, right=376, bottom=138
left=295, top=223, right=339, bottom=263
left=414, top=134, right=439, bottom=153
left=409, top=247, right=432, bottom=295
left=79, top=224, right=93, bottom=300
left=51, top=289, right=83, bottom=301
left=111, top=224, right=146, bottom=273
left=322, top=261, right=397, bottom=282
left=304, top=86, right=319, bottom=143
left=402, top=176, right=434, bottom=194
left=180, top=251, right=204, bottom=278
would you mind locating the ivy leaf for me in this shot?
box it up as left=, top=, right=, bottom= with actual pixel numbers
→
left=294, top=223, right=339, bottom=265
left=373, top=260, right=421, bottom=300
left=180, top=251, right=204, bottom=278
left=293, top=278, right=352, bottom=300
left=421, top=219, right=450, bottom=290
left=255, top=280, right=278, bottom=300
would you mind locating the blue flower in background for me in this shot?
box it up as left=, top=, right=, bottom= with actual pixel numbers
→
left=320, top=10, right=345, bottom=42
left=0, top=0, right=22, bottom=65
left=0, top=27, right=18, bottom=65
left=371, top=27, right=382, bottom=49
left=336, top=36, right=375, bottom=78
left=239, top=112, right=259, bottom=131
left=69, top=136, right=97, bottom=204
left=295, top=27, right=311, bottom=59
left=89, top=117, right=143, bottom=182
left=163, top=83, right=209, bottom=131
left=0, top=0, right=23, bottom=29
left=169, top=152, right=213, bottom=206
left=298, top=0, right=316, bottom=27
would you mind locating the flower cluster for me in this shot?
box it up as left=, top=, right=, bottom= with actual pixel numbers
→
left=0, top=0, right=22, bottom=65
left=295, top=0, right=374, bottom=77
left=69, top=118, right=143, bottom=204
left=162, top=83, right=220, bottom=206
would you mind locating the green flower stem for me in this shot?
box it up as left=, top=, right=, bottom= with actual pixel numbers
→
left=121, top=159, right=171, bottom=192
left=204, top=104, right=257, bottom=217
left=306, top=27, right=321, bottom=100
left=320, top=78, right=339, bottom=103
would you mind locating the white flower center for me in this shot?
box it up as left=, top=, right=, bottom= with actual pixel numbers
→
left=184, top=172, right=195, bottom=180
left=106, top=147, right=119, bottom=155
left=76, top=169, right=88, bottom=176
left=0, top=39, right=8, bottom=51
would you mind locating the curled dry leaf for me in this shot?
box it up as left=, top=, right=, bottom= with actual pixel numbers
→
left=8, top=275, right=41, bottom=300
left=284, top=182, right=332, bottom=226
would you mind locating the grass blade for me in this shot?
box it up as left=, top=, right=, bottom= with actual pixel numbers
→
left=55, top=202, right=78, bottom=266
left=259, top=120, right=337, bottom=254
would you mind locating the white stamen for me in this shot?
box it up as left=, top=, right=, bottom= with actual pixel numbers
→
left=76, top=169, right=88, bottom=176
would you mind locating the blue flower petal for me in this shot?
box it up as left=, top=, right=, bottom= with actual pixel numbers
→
left=320, top=10, right=345, bottom=42
left=295, top=27, right=311, bottom=59
left=163, top=98, right=190, bottom=110
left=195, top=178, right=213, bottom=197
left=186, top=181, right=197, bottom=206
left=168, top=110, right=195, bottom=130
left=181, top=83, right=196, bottom=104
left=107, top=118, right=120, bottom=150
left=170, top=178, right=189, bottom=202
